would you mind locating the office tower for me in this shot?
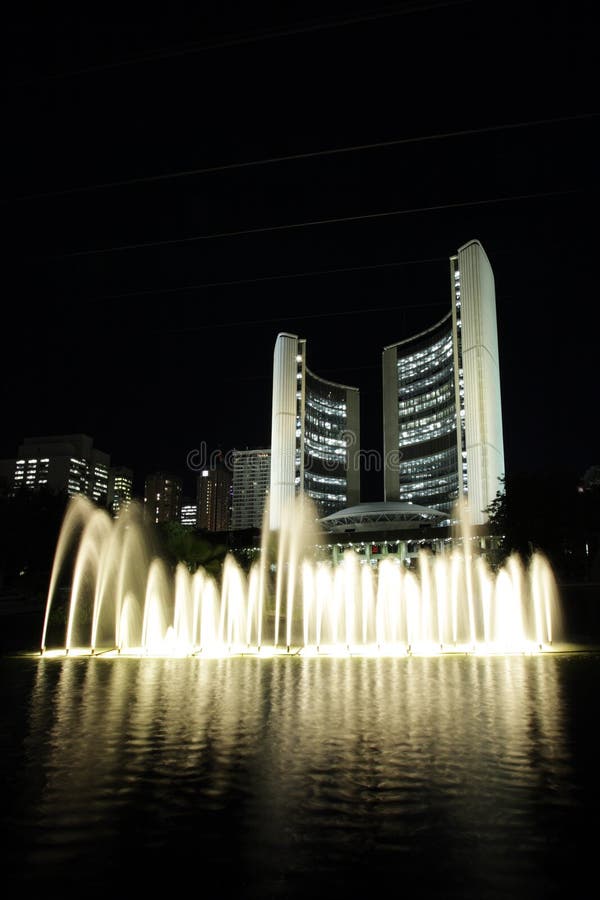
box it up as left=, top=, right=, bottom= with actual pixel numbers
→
left=89, top=449, right=110, bottom=505
left=180, top=501, right=198, bottom=528
left=230, top=449, right=271, bottom=530
left=107, top=466, right=134, bottom=517
left=144, top=472, right=183, bottom=524
left=11, top=434, right=110, bottom=504
left=382, top=239, right=505, bottom=526
left=269, top=333, right=360, bottom=529
left=197, top=465, right=231, bottom=532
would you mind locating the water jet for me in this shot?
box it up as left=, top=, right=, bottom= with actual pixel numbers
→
left=40, top=494, right=562, bottom=658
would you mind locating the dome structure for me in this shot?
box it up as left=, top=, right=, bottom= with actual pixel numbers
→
left=319, top=501, right=447, bottom=533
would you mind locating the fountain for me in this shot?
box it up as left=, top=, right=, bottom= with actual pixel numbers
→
left=40, top=494, right=561, bottom=658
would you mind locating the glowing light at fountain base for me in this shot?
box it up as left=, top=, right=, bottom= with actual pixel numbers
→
left=40, top=640, right=559, bottom=660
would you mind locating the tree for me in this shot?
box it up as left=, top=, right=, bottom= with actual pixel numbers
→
left=155, top=521, right=227, bottom=576
left=485, top=469, right=599, bottom=581
left=0, top=488, right=69, bottom=599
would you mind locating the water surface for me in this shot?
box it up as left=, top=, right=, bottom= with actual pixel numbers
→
left=1, top=652, right=598, bottom=898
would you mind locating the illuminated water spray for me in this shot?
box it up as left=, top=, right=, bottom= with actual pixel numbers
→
left=41, top=494, right=561, bottom=658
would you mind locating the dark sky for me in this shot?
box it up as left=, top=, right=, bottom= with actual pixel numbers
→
left=2, top=0, right=598, bottom=500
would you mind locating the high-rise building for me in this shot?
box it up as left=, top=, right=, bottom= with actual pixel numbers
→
left=269, top=333, right=360, bottom=529
left=230, top=449, right=271, bottom=531
left=144, top=472, right=182, bottom=524
left=11, top=434, right=110, bottom=504
left=107, top=466, right=134, bottom=517
left=89, top=450, right=110, bottom=505
left=180, top=500, right=198, bottom=528
left=197, top=465, right=231, bottom=532
left=382, top=239, right=505, bottom=526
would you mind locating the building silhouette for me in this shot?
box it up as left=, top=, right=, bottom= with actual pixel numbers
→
left=144, top=472, right=182, bottom=524
left=107, top=466, right=133, bottom=517
left=11, top=434, right=110, bottom=504
left=197, top=464, right=231, bottom=532
left=230, top=449, right=270, bottom=531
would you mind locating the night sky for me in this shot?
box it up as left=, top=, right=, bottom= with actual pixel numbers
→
left=3, top=1, right=598, bottom=501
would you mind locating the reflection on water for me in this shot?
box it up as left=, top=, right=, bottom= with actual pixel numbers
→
left=3, top=654, right=593, bottom=897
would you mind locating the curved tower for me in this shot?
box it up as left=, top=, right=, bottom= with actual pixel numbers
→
left=269, top=333, right=360, bottom=530
left=383, top=312, right=458, bottom=515
left=383, top=239, right=505, bottom=526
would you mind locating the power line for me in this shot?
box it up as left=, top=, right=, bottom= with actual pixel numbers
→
left=152, top=301, right=451, bottom=333
left=18, top=112, right=598, bottom=201
left=10, top=0, right=474, bottom=86
left=89, top=255, right=448, bottom=303
left=35, top=188, right=581, bottom=261
left=16, top=298, right=451, bottom=335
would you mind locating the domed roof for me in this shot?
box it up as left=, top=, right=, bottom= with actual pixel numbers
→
left=319, top=501, right=447, bottom=533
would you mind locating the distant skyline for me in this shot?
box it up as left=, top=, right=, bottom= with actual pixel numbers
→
left=3, top=2, right=598, bottom=501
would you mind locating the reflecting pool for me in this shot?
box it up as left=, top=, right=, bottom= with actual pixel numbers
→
left=2, top=650, right=598, bottom=898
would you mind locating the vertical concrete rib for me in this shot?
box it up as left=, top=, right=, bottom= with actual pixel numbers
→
left=269, top=333, right=299, bottom=529
left=458, top=240, right=505, bottom=525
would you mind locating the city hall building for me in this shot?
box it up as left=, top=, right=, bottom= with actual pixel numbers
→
left=268, top=240, right=505, bottom=539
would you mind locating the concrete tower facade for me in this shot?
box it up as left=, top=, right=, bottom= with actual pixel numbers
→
left=383, top=240, right=505, bottom=526
left=269, top=333, right=360, bottom=529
